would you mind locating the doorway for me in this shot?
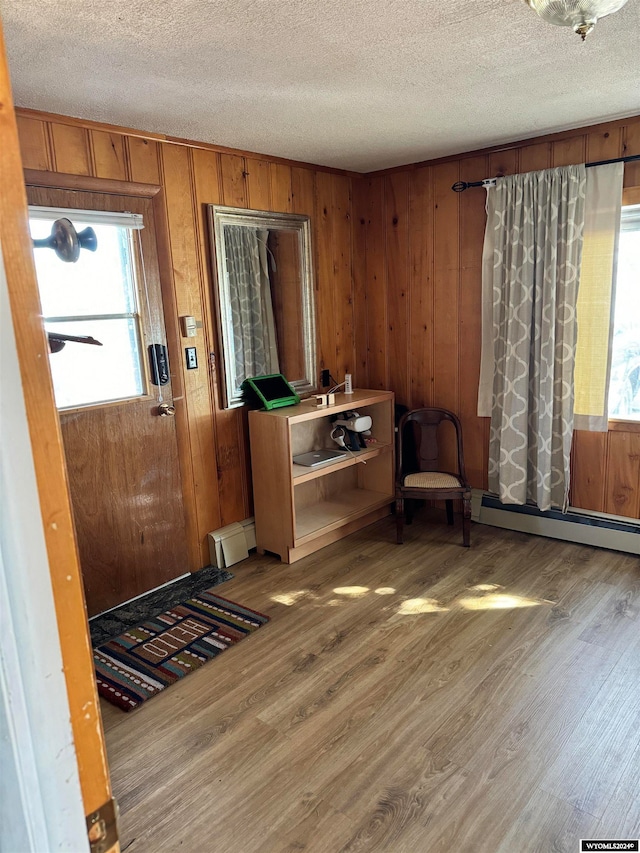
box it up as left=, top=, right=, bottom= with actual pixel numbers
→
left=28, top=186, right=190, bottom=617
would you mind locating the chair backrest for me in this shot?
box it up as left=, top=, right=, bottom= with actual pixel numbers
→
left=397, top=407, right=467, bottom=482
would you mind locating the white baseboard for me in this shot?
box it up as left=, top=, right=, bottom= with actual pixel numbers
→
left=472, top=490, right=640, bottom=555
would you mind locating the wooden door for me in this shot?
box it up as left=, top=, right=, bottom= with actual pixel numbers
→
left=27, top=186, right=189, bottom=616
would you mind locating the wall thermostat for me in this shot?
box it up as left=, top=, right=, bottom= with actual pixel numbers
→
left=180, top=315, right=198, bottom=338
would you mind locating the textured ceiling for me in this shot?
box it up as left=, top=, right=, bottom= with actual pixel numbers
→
left=2, top=0, right=639, bottom=172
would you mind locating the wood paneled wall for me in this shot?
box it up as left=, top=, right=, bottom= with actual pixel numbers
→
left=16, top=108, right=640, bottom=563
left=16, top=110, right=361, bottom=568
left=353, top=116, right=640, bottom=519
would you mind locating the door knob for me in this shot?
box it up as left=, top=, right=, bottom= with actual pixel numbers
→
left=157, top=402, right=176, bottom=417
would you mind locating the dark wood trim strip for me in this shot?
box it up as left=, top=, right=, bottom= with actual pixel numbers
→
left=24, top=168, right=161, bottom=197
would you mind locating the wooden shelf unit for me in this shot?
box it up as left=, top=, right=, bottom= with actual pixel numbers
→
left=248, top=389, right=395, bottom=563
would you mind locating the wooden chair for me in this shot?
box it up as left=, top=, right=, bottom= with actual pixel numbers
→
left=395, top=407, right=471, bottom=547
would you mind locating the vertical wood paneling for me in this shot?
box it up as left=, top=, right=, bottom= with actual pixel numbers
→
left=15, top=115, right=51, bottom=170
left=127, top=136, right=161, bottom=184
left=385, top=172, right=410, bottom=405
left=365, top=116, right=640, bottom=515
left=432, top=162, right=460, bottom=472
left=270, top=162, right=293, bottom=212
left=191, top=148, right=252, bottom=525
left=519, top=142, right=551, bottom=173
left=245, top=158, right=272, bottom=210
left=220, top=153, right=247, bottom=207
left=351, top=177, right=369, bottom=387
left=161, top=142, right=227, bottom=559
left=364, top=176, right=388, bottom=390
left=291, top=166, right=315, bottom=217
left=432, top=162, right=459, bottom=415
left=409, top=166, right=434, bottom=410
left=552, top=135, right=586, bottom=167
left=622, top=121, right=640, bottom=187
left=586, top=125, right=623, bottom=162
left=571, top=431, right=607, bottom=513
left=90, top=130, right=128, bottom=180
left=291, top=167, right=324, bottom=385
left=604, top=432, right=640, bottom=519
left=459, top=155, right=489, bottom=490
left=49, top=122, right=92, bottom=175
left=313, top=171, right=337, bottom=378
left=17, top=107, right=640, bottom=550
left=332, top=174, right=354, bottom=383
left=191, top=148, right=250, bottom=523
left=489, top=148, right=519, bottom=179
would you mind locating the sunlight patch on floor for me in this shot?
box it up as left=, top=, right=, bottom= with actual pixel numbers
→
left=270, top=590, right=311, bottom=606
left=333, top=586, right=370, bottom=597
left=271, top=581, right=551, bottom=616
left=397, top=597, right=449, bottom=615
left=457, top=593, right=543, bottom=610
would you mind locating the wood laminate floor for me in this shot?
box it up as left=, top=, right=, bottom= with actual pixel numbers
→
left=101, top=515, right=640, bottom=853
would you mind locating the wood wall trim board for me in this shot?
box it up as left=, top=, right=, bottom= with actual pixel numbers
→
left=1, top=33, right=111, bottom=815
left=364, top=114, right=640, bottom=177
left=608, top=420, right=640, bottom=434
left=15, top=106, right=363, bottom=178
left=23, top=167, right=162, bottom=198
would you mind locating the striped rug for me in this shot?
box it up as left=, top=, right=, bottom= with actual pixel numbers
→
left=93, top=590, right=269, bottom=711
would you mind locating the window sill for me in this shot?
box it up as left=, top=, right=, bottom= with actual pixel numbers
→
left=608, top=419, right=640, bottom=434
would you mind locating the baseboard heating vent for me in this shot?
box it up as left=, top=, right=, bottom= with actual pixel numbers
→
left=208, top=517, right=256, bottom=568
left=472, top=490, right=639, bottom=556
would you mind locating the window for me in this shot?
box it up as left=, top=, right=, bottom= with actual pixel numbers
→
left=609, top=203, right=640, bottom=421
left=29, top=208, right=146, bottom=410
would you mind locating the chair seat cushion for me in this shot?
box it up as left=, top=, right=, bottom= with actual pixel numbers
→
left=403, top=472, right=462, bottom=489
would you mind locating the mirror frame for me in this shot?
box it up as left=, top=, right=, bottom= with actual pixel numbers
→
left=208, top=204, right=317, bottom=409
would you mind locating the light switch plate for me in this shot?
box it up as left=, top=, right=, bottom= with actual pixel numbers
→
left=185, top=347, right=198, bottom=369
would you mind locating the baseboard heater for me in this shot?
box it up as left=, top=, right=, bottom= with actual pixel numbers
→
left=471, top=490, right=639, bottom=556
left=208, top=517, right=257, bottom=568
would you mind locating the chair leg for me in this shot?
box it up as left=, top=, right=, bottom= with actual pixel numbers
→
left=405, top=498, right=414, bottom=525
left=462, top=496, right=471, bottom=547
left=446, top=499, right=454, bottom=526
left=396, top=497, right=404, bottom=544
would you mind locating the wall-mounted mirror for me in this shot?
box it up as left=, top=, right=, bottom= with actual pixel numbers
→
left=208, top=205, right=317, bottom=409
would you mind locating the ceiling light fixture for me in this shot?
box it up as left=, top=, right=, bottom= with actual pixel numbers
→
left=525, top=0, right=630, bottom=39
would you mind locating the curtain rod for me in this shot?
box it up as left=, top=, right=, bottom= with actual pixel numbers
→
left=451, top=153, right=640, bottom=193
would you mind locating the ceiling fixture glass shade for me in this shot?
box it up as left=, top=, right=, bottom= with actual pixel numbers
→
left=525, top=0, right=630, bottom=39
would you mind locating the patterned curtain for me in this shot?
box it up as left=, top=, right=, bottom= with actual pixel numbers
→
left=478, top=166, right=587, bottom=511
left=224, top=225, right=279, bottom=385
